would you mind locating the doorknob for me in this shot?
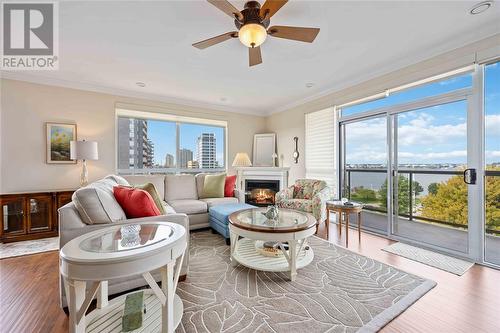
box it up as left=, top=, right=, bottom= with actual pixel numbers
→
left=463, top=168, right=477, bottom=185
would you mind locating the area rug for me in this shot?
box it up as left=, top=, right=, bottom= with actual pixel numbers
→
left=176, top=232, right=436, bottom=333
left=0, top=237, right=59, bottom=259
left=382, top=242, right=474, bottom=276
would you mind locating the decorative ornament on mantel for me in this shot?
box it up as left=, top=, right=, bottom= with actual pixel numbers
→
left=292, top=137, right=299, bottom=164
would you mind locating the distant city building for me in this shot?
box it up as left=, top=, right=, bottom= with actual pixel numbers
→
left=165, top=153, right=174, bottom=168
left=187, top=160, right=199, bottom=169
left=179, top=148, right=193, bottom=168
left=196, top=133, right=217, bottom=168
left=117, top=118, right=154, bottom=169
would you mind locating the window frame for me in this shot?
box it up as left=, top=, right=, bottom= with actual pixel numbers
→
left=115, top=108, right=227, bottom=175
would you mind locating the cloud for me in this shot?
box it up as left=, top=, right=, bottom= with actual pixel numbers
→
left=486, top=150, right=500, bottom=158
left=344, top=113, right=500, bottom=164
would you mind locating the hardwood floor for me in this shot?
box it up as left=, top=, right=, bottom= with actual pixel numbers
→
left=1, top=224, right=499, bottom=333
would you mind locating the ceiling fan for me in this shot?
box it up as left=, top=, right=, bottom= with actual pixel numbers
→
left=192, top=0, right=320, bottom=66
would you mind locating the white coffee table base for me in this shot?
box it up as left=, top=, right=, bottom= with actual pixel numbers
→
left=232, top=238, right=314, bottom=274
left=229, top=224, right=316, bottom=281
left=85, top=289, right=183, bottom=333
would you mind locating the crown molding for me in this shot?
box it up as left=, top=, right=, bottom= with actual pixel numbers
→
left=0, top=71, right=268, bottom=117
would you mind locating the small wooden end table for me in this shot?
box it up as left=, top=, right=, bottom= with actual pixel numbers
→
left=326, top=201, right=363, bottom=247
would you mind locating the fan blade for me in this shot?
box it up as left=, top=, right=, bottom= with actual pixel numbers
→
left=268, top=26, right=320, bottom=43
left=192, top=31, right=238, bottom=49
left=260, top=0, right=288, bottom=19
left=249, top=46, right=262, bottom=67
left=207, top=0, right=243, bottom=21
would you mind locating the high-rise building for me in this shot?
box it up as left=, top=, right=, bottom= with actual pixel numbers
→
left=178, top=148, right=193, bottom=168
left=165, top=153, right=175, bottom=168
left=117, top=118, right=154, bottom=169
left=196, top=133, right=217, bottom=168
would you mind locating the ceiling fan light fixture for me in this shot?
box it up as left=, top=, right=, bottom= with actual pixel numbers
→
left=238, top=23, right=267, bottom=48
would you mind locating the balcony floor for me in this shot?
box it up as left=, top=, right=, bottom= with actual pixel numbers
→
left=330, top=210, right=500, bottom=264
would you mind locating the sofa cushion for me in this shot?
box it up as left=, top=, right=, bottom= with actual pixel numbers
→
left=168, top=199, right=207, bottom=215
left=162, top=201, right=176, bottom=214
left=122, top=175, right=165, bottom=199
left=201, top=173, right=226, bottom=198
left=72, top=178, right=126, bottom=224
left=165, top=175, right=197, bottom=201
left=200, top=197, right=238, bottom=208
left=195, top=173, right=208, bottom=198
left=113, top=186, right=161, bottom=218
left=104, top=174, right=130, bottom=186
left=276, top=199, right=313, bottom=213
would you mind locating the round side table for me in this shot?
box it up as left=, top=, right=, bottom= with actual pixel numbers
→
left=326, top=201, right=363, bottom=247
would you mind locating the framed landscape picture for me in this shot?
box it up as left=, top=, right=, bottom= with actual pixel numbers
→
left=46, top=123, right=77, bottom=164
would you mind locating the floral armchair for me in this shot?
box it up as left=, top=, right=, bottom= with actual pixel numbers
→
left=275, top=179, right=331, bottom=222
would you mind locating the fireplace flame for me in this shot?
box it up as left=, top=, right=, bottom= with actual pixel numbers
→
left=250, top=188, right=275, bottom=204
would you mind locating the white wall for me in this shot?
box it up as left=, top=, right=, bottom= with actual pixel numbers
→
left=266, top=35, right=500, bottom=185
left=0, top=79, right=266, bottom=193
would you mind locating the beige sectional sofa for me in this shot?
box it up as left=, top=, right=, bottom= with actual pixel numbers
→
left=123, top=173, right=240, bottom=230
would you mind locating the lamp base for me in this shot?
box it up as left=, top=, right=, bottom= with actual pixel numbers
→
left=80, top=160, right=89, bottom=187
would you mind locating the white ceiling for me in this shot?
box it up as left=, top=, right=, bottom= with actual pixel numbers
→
left=2, top=1, right=499, bottom=115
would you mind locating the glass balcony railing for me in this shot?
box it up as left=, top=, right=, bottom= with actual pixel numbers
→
left=343, top=168, right=500, bottom=236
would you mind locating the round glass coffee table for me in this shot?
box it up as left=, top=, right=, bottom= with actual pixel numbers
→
left=60, top=221, right=186, bottom=333
left=228, top=208, right=316, bottom=281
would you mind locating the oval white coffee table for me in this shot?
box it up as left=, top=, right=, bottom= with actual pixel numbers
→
left=60, top=221, right=187, bottom=333
left=228, top=208, right=316, bottom=281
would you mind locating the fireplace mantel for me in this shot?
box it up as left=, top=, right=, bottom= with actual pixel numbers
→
left=235, top=167, right=289, bottom=203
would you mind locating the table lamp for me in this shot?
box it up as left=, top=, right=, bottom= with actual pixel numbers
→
left=232, top=153, right=252, bottom=167
left=70, top=140, right=98, bottom=187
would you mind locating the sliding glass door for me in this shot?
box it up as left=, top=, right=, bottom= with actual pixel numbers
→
left=391, top=99, right=470, bottom=253
left=340, top=116, right=388, bottom=233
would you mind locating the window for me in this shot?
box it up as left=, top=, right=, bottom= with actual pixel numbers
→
left=305, top=107, right=336, bottom=190
left=116, top=109, right=226, bottom=174
left=341, top=71, right=472, bottom=117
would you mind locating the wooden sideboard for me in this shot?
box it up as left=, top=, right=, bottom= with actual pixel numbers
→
left=0, top=190, right=74, bottom=243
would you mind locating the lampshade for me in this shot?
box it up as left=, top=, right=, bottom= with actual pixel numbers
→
left=238, top=23, right=267, bottom=48
left=70, top=140, right=99, bottom=160
left=232, top=153, right=252, bottom=167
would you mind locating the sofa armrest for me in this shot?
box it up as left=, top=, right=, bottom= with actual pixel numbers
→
left=275, top=185, right=294, bottom=204
left=311, top=187, right=332, bottom=222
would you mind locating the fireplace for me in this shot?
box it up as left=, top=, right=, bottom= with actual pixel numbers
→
left=245, top=180, right=280, bottom=207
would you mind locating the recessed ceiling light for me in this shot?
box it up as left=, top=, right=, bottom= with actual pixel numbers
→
left=305, top=83, right=315, bottom=88
left=470, top=1, right=492, bottom=15
left=136, top=82, right=146, bottom=87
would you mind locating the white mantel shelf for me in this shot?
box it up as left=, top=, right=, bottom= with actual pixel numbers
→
left=235, top=167, right=289, bottom=203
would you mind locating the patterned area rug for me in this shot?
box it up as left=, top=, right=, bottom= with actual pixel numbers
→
left=383, top=242, right=474, bottom=276
left=0, top=237, right=59, bottom=259
left=176, top=232, right=436, bottom=333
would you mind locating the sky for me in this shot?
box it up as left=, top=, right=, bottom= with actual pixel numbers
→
left=344, top=62, right=500, bottom=166
left=147, top=121, right=224, bottom=166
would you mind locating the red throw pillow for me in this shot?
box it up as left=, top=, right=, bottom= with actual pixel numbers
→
left=113, top=186, right=161, bottom=219
left=224, top=175, right=237, bottom=197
